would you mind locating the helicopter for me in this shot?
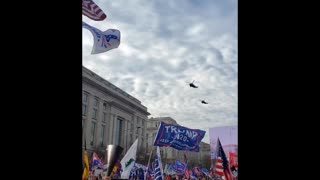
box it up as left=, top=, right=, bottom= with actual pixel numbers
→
left=186, top=80, right=198, bottom=88
left=200, top=100, right=208, bottom=104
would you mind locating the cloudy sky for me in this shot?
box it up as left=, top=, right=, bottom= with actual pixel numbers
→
left=83, top=0, right=237, bottom=144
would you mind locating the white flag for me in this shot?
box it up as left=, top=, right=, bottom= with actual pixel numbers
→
left=154, top=147, right=164, bottom=180
left=82, top=21, right=120, bottom=54
left=120, top=139, right=138, bottom=179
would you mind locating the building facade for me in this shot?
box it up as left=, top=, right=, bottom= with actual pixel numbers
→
left=82, top=66, right=150, bottom=158
left=187, top=142, right=211, bottom=168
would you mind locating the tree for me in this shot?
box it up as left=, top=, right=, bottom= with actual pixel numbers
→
left=136, top=147, right=148, bottom=165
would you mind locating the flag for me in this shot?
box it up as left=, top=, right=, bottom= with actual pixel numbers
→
left=92, top=152, right=104, bottom=169
left=200, top=168, right=209, bottom=177
left=154, top=147, right=164, bottom=180
left=146, top=165, right=154, bottom=180
left=138, top=167, right=145, bottom=180
left=175, top=174, right=180, bottom=180
left=193, top=167, right=201, bottom=177
left=184, top=169, right=192, bottom=179
left=175, top=160, right=186, bottom=174
left=153, top=122, right=206, bottom=152
left=82, top=21, right=121, bottom=54
left=121, top=139, right=138, bottom=179
left=82, top=0, right=106, bottom=21
left=214, top=138, right=233, bottom=180
left=112, top=160, right=122, bottom=177
left=129, top=164, right=138, bottom=179
left=164, top=164, right=176, bottom=175
left=82, top=150, right=90, bottom=180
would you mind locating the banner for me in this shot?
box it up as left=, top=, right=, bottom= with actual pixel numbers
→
left=153, top=122, right=206, bottom=152
left=82, top=21, right=121, bottom=54
left=209, top=126, right=237, bottom=160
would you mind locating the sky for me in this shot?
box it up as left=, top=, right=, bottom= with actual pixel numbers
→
left=83, top=0, right=238, bottom=144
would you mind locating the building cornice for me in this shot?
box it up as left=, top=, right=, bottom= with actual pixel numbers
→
left=83, top=76, right=150, bottom=116
left=83, top=66, right=142, bottom=104
left=109, top=101, right=135, bottom=115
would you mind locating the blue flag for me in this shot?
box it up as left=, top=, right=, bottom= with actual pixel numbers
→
left=153, top=122, right=206, bottom=152
left=175, top=160, right=187, bottom=174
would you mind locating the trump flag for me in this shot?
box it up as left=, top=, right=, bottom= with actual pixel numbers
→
left=153, top=122, right=205, bottom=152
left=82, top=21, right=120, bottom=54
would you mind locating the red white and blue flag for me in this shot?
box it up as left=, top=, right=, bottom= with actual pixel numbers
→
left=92, top=152, right=104, bottom=169
left=214, top=138, right=233, bottom=180
left=82, top=0, right=106, bottom=21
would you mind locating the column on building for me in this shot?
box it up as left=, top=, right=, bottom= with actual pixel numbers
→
left=108, top=114, right=115, bottom=145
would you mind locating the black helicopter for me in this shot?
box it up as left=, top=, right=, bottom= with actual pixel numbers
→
left=200, top=100, right=208, bottom=104
left=186, top=80, right=198, bottom=88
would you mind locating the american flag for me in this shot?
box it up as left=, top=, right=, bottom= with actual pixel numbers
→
left=184, top=168, right=190, bottom=179
left=146, top=165, right=154, bottom=180
left=200, top=168, right=210, bottom=177
left=193, top=166, right=201, bottom=177
left=82, top=0, right=106, bottom=21
left=214, top=138, right=233, bottom=180
left=92, top=152, right=104, bottom=169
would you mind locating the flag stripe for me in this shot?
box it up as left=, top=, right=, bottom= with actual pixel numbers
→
left=82, top=0, right=106, bottom=21
left=214, top=138, right=232, bottom=180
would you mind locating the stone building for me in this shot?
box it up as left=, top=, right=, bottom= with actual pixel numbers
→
left=82, top=66, right=150, bottom=159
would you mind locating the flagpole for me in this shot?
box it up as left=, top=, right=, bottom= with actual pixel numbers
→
left=144, top=147, right=154, bottom=180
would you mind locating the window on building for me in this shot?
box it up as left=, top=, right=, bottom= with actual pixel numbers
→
left=146, top=134, right=148, bottom=150
left=93, top=97, right=99, bottom=107
left=92, top=109, right=98, bottom=119
left=100, top=125, right=105, bottom=146
left=103, top=102, right=107, bottom=110
left=155, top=122, right=157, bottom=127
left=142, top=120, right=144, bottom=127
left=82, top=104, right=87, bottom=116
left=115, top=118, right=123, bottom=146
left=103, top=112, right=107, bottom=122
left=83, top=93, right=88, bottom=103
left=90, top=121, right=96, bottom=145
